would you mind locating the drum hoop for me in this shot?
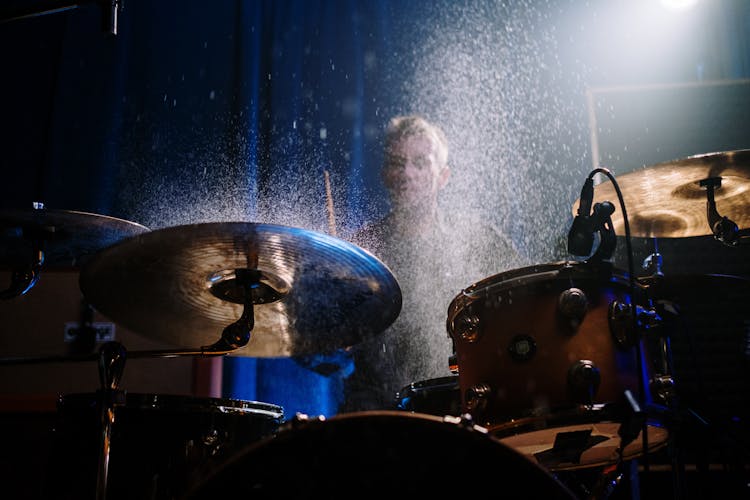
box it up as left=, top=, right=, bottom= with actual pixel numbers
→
left=277, top=410, right=487, bottom=434
left=486, top=403, right=668, bottom=439
left=59, top=392, right=284, bottom=419
left=396, top=375, right=459, bottom=395
left=446, top=260, right=631, bottom=330
left=464, top=261, right=627, bottom=299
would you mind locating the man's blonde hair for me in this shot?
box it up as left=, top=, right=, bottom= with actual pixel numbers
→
left=384, top=115, right=449, bottom=168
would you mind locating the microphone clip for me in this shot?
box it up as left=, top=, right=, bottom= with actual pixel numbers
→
left=567, top=177, right=595, bottom=256
left=568, top=174, right=617, bottom=261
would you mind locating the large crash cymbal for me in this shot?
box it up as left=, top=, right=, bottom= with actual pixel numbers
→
left=575, top=150, right=750, bottom=238
left=79, top=222, right=402, bottom=357
left=0, top=206, right=150, bottom=268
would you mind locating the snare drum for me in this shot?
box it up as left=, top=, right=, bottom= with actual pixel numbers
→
left=46, top=393, right=283, bottom=499
left=446, top=261, right=668, bottom=470
left=184, top=411, right=578, bottom=498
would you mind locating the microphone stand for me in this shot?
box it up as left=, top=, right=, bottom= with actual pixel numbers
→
left=0, top=0, right=122, bottom=35
left=568, top=168, right=653, bottom=499
left=587, top=390, right=645, bottom=500
left=96, top=341, right=126, bottom=500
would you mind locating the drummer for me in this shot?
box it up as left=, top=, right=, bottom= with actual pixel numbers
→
left=340, top=114, right=524, bottom=412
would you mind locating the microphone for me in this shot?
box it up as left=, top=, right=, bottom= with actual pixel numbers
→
left=568, top=176, right=595, bottom=256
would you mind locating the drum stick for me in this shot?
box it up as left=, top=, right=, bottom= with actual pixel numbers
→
left=324, top=170, right=337, bottom=236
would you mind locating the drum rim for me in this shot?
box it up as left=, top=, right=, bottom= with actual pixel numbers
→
left=396, top=375, right=459, bottom=393
left=460, top=260, right=627, bottom=299
left=483, top=403, right=669, bottom=435
left=183, top=409, right=580, bottom=499
left=446, top=260, right=630, bottom=336
left=57, top=392, right=284, bottom=418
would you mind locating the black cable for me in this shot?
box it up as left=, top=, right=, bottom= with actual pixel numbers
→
left=586, top=167, right=634, bottom=288
left=585, top=167, right=651, bottom=492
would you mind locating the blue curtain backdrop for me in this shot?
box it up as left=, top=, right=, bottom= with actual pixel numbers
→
left=0, top=0, right=424, bottom=418
left=3, top=0, right=750, bottom=419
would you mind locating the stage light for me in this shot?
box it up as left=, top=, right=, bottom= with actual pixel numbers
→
left=660, top=0, right=699, bottom=12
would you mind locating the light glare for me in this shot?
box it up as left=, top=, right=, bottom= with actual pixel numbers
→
left=661, top=0, right=699, bottom=11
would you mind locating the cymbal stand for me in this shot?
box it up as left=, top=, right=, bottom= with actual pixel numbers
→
left=96, top=341, right=126, bottom=500
left=0, top=202, right=47, bottom=300
left=1, top=268, right=261, bottom=365
left=90, top=298, right=257, bottom=500
left=569, top=168, right=657, bottom=497
left=0, top=241, right=43, bottom=299
left=1, top=274, right=260, bottom=499
left=638, top=251, right=703, bottom=500
left=700, top=177, right=750, bottom=246
left=202, top=268, right=259, bottom=352
left=0, top=332, right=243, bottom=368
left=89, top=269, right=261, bottom=498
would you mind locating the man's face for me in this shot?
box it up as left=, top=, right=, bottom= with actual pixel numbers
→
left=382, top=134, right=444, bottom=209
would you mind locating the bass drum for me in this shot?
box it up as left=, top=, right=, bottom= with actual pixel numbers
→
left=184, top=410, right=578, bottom=499
left=446, top=261, right=669, bottom=471
left=46, top=393, right=284, bottom=500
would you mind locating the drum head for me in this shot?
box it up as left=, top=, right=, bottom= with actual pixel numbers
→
left=185, top=410, right=577, bottom=498
left=489, top=413, right=669, bottom=471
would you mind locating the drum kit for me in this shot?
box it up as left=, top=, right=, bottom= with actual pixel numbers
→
left=402, top=150, right=750, bottom=496
left=1, top=150, right=749, bottom=499
left=1, top=209, right=403, bottom=498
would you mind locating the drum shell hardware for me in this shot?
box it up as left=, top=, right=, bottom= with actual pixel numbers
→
left=447, top=261, right=669, bottom=470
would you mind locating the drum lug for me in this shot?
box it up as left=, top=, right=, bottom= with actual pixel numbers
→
left=609, top=301, right=663, bottom=348
left=465, top=382, right=492, bottom=416
left=608, top=301, right=637, bottom=348
left=557, top=287, right=588, bottom=333
left=650, top=374, right=677, bottom=405
left=442, top=413, right=479, bottom=430
left=454, top=312, right=481, bottom=343
left=202, top=428, right=220, bottom=447
left=281, top=412, right=325, bottom=432
left=567, top=359, right=601, bottom=405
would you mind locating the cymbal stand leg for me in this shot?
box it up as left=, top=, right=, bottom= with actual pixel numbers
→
left=96, top=341, right=127, bottom=500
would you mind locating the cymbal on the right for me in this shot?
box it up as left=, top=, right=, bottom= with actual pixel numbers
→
left=574, top=150, right=750, bottom=238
